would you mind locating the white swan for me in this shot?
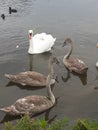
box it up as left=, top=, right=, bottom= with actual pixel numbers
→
left=28, top=30, right=56, bottom=54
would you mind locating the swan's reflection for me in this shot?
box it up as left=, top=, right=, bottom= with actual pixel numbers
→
left=77, top=73, right=87, bottom=86
left=6, top=81, right=45, bottom=90
left=44, top=108, right=57, bottom=124
left=0, top=114, right=21, bottom=124
left=62, top=69, right=87, bottom=86
left=96, top=67, right=98, bottom=73
left=0, top=110, right=57, bottom=125
left=94, top=67, right=98, bottom=89
left=28, top=54, right=34, bottom=71
left=28, top=52, right=52, bottom=71
left=61, top=70, right=71, bottom=82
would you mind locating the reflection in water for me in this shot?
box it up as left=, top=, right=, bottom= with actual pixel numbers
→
left=28, top=54, right=34, bottom=71
left=96, top=67, right=98, bottom=73
left=6, top=81, right=45, bottom=90
left=62, top=70, right=87, bottom=86
left=0, top=114, right=21, bottom=124
left=93, top=67, right=98, bottom=89
left=44, top=108, right=57, bottom=124
left=28, top=52, right=52, bottom=71
left=77, top=73, right=87, bottom=86
left=0, top=107, right=57, bottom=124
left=95, top=67, right=98, bottom=81
left=61, top=70, right=71, bottom=82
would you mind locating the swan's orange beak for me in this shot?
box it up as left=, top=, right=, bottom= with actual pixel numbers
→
left=29, top=33, right=32, bottom=39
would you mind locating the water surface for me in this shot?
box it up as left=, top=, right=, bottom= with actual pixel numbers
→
left=0, top=0, right=98, bottom=129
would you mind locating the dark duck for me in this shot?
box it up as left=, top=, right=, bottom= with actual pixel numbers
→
left=9, top=7, right=17, bottom=14
left=1, top=14, right=5, bottom=20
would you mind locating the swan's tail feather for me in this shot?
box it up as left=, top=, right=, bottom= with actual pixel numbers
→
left=0, top=107, right=11, bottom=113
left=4, top=74, right=16, bottom=80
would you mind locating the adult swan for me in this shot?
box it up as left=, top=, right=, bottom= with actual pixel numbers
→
left=28, top=30, right=56, bottom=54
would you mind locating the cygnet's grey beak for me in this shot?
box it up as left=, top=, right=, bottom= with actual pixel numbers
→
left=62, top=41, right=66, bottom=47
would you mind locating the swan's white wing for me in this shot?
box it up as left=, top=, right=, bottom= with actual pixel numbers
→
left=32, top=33, right=56, bottom=53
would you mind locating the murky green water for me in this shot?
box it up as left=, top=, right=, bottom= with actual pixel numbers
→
left=0, top=0, right=98, bottom=129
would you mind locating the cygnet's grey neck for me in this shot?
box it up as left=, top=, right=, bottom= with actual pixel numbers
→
left=64, top=42, right=73, bottom=59
left=46, top=74, right=55, bottom=104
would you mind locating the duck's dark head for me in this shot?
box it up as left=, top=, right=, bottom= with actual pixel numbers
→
left=9, top=7, right=11, bottom=14
left=1, top=14, right=5, bottom=20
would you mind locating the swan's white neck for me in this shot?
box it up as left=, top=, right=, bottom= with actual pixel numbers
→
left=29, top=37, right=33, bottom=47
left=28, top=33, right=34, bottom=54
